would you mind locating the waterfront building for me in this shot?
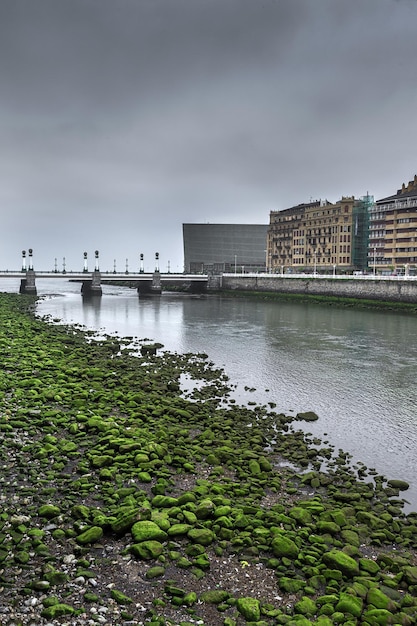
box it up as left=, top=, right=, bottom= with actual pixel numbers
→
left=370, top=175, right=417, bottom=274
left=267, top=196, right=371, bottom=274
left=183, top=223, right=269, bottom=274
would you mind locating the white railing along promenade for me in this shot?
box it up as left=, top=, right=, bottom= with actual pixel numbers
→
left=222, top=272, right=417, bottom=281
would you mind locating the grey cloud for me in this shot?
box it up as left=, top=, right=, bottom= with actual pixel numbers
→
left=1, top=0, right=417, bottom=271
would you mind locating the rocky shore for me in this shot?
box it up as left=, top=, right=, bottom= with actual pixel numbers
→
left=0, top=292, right=416, bottom=626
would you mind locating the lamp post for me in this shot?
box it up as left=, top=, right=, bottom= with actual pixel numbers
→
left=313, top=251, right=317, bottom=277
left=373, top=246, right=376, bottom=277
left=234, top=255, right=237, bottom=275
left=333, top=264, right=336, bottom=278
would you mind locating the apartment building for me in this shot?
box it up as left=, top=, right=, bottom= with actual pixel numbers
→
left=267, top=196, right=370, bottom=273
left=370, top=175, right=417, bottom=273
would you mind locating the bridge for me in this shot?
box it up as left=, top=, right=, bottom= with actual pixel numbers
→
left=0, top=270, right=209, bottom=297
left=0, top=269, right=209, bottom=296
left=0, top=249, right=209, bottom=296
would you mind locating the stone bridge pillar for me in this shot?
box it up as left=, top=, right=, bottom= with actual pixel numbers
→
left=81, top=251, right=102, bottom=296
left=151, top=271, right=162, bottom=295
left=20, top=249, right=37, bottom=294
left=20, top=269, right=37, bottom=295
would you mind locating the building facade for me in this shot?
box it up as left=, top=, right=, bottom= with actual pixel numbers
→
left=370, top=175, right=417, bottom=274
left=267, top=196, right=371, bottom=274
left=183, top=223, right=269, bottom=274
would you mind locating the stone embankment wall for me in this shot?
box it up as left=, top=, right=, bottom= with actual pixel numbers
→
left=212, top=275, right=417, bottom=303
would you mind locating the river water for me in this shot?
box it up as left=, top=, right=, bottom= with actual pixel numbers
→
left=2, top=277, right=417, bottom=512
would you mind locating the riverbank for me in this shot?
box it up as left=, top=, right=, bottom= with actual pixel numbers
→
left=217, top=274, right=417, bottom=307
left=1, top=292, right=417, bottom=625
left=216, top=289, right=417, bottom=313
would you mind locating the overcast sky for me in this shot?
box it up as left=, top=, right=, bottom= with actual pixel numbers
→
left=1, top=0, right=417, bottom=272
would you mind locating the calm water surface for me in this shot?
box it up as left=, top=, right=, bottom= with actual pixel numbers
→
left=2, top=277, right=416, bottom=512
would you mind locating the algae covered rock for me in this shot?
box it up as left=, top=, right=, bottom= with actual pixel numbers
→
left=145, top=565, right=165, bottom=579
left=200, top=589, right=230, bottom=604
left=387, top=479, right=409, bottom=491
left=335, top=592, right=363, bottom=617
left=131, top=520, right=168, bottom=543
left=271, top=533, right=299, bottom=559
left=76, top=526, right=103, bottom=545
left=41, top=603, right=75, bottom=618
left=110, top=506, right=142, bottom=535
left=38, top=504, right=61, bottom=519
left=111, top=589, right=133, bottom=605
left=236, top=597, right=261, bottom=621
left=296, top=411, right=319, bottom=422
left=187, top=527, right=215, bottom=546
left=130, top=540, right=164, bottom=560
left=366, top=587, right=393, bottom=610
left=322, top=549, right=359, bottom=577
left=294, top=596, right=317, bottom=616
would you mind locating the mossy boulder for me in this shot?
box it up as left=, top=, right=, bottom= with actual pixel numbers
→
left=289, top=506, right=312, bottom=526
left=236, top=597, right=261, bottom=621
left=151, top=495, right=178, bottom=508
left=387, top=479, right=409, bottom=491
left=38, top=504, right=61, bottom=519
left=366, top=587, right=393, bottom=610
left=110, top=507, right=142, bottom=535
left=271, top=534, right=299, bottom=559
left=322, top=550, right=359, bottom=577
left=76, top=526, right=103, bottom=545
left=335, top=593, right=363, bottom=617
left=403, top=566, right=417, bottom=585
left=131, top=520, right=168, bottom=543
left=41, top=604, right=75, bottom=618
left=195, top=499, right=215, bottom=519
left=111, top=589, right=133, bottom=604
left=167, top=523, right=193, bottom=536
left=279, top=577, right=306, bottom=593
left=360, top=558, right=380, bottom=575
left=296, top=411, right=319, bottom=421
left=130, top=540, right=164, bottom=559
left=200, top=590, right=230, bottom=604
left=145, top=565, right=165, bottom=579
left=294, top=596, right=317, bottom=616
left=362, top=608, right=396, bottom=625
left=187, top=528, right=215, bottom=546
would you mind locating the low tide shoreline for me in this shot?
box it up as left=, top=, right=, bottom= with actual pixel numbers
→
left=1, top=292, right=416, bottom=625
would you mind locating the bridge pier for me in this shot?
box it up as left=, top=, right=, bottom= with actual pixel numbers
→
left=81, top=270, right=102, bottom=297
left=151, top=271, right=162, bottom=295
left=19, top=269, right=37, bottom=295
left=136, top=271, right=162, bottom=296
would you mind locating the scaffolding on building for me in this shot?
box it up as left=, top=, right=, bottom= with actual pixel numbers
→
left=352, top=194, right=372, bottom=271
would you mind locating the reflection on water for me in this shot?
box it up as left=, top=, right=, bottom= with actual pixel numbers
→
left=2, top=278, right=417, bottom=511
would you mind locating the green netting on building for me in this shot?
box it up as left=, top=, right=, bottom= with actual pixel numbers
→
left=352, top=195, right=372, bottom=271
